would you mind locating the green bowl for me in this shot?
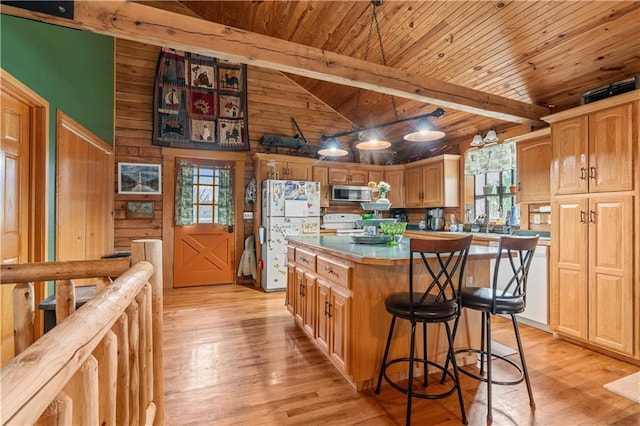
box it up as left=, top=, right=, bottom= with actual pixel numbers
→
left=380, top=222, right=407, bottom=235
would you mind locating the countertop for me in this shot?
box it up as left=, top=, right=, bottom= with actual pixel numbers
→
left=403, top=227, right=551, bottom=247
left=286, top=235, right=499, bottom=265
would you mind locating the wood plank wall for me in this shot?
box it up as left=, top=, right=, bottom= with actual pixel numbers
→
left=114, top=39, right=350, bottom=253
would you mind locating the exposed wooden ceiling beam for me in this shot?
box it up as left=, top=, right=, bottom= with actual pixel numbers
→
left=1, top=0, right=548, bottom=126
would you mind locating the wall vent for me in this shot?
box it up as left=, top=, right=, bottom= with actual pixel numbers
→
left=582, top=75, right=639, bottom=104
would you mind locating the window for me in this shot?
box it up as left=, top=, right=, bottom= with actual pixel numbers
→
left=473, top=170, right=517, bottom=222
left=175, top=160, right=234, bottom=226
left=464, top=141, right=517, bottom=223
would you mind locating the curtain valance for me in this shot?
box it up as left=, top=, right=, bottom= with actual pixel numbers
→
left=464, top=142, right=516, bottom=175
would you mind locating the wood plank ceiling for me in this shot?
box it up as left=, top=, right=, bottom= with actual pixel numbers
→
left=180, top=0, right=640, bottom=161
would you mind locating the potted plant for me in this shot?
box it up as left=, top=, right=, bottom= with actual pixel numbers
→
left=483, top=183, right=496, bottom=195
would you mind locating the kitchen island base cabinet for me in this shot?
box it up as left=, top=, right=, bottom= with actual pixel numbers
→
left=287, top=238, right=490, bottom=391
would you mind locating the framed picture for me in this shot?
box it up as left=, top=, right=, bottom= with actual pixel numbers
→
left=126, top=201, right=155, bottom=219
left=118, top=163, right=162, bottom=195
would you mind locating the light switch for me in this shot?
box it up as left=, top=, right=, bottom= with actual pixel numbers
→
left=533, top=214, right=541, bottom=225
left=243, top=211, right=253, bottom=220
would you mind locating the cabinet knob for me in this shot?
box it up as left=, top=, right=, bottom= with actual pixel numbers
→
left=589, top=210, right=596, bottom=224
left=580, top=167, right=586, bottom=180
left=589, top=166, right=596, bottom=180
left=580, top=210, right=587, bottom=224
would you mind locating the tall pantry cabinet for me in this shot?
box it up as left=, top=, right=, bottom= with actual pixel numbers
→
left=544, top=90, right=639, bottom=361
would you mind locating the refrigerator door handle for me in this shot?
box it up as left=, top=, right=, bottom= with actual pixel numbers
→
left=259, top=226, right=266, bottom=244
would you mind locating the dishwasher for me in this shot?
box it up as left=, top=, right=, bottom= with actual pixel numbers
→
left=489, top=241, right=549, bottom=331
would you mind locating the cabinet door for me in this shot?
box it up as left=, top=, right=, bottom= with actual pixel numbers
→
left=328, top=168, right=349, bottom=185
left=551, top=116, right=588, bottom=195
left=302, top=272, right=316, bottom=338
left=384, top=169, right=404, bottom=207
left=313, top=166, right=330, bottom=207
left=404, top=167, right=423, bottom=207
left=588, top=103, right=633, bottom=193
left=286, top=161, right=312, bottom=181
left=294, top=267, right=305, bottom=325
left=316, top=279, right=331, bottom=354
left=517, top=136, right=551, bottom=203
left=368, top=169, right=383, bottom=184
left=286, top=264, right=297, bottom=315
left=348, top=170, right=368, bottom=185
left=588, top=195, right=634, bottom=355
left=551, top=197, right=588, bottom=341
left=422, top=163, right=444, bottom=207
left=259, top=159, right=284, bottom=181
left=329, top=285, right=350, bottom=374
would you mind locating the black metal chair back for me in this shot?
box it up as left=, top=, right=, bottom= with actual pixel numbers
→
left=491, top=236, right=539, bottom=313
left=409, top=235, right=473, bottom=320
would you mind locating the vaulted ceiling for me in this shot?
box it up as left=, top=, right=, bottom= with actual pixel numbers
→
left=179, top=0, right=640, bottom=159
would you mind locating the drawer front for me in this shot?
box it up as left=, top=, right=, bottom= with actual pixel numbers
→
left=287, top=246, right=296, bottom=262
left=295, top=248, right=317, bottom=271
left=317, top=256, right=351, bottom=289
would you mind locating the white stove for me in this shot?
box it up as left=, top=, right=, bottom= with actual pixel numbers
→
left=322, top=213, right=361, bottom=230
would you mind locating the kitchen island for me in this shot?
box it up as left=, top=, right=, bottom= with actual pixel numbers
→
left=285, top=235, right=499, bottom=391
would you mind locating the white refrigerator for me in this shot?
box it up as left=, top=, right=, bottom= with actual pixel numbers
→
left=261, top=180, right=321, bottom=291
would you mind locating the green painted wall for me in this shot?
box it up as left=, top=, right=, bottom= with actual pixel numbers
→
left=1, top=14, right=115, bottom=260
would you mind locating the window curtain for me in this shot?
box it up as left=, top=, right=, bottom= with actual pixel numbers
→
left=217, top=167, right=234, bottom=226
left=175, top=160, right=195, bottom=225
left=464, top=141, right=516, bottom=175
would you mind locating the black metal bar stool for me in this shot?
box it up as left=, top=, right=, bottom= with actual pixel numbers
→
left=375, top=235, right=473, bottom=425
left=449, top=235, right=538, bottom=423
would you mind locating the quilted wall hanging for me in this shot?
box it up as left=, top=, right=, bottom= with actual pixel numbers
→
left=152, top=48, right=249, bottom=151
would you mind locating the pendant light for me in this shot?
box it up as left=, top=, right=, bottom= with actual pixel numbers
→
left=403, top=117, right=445, bottom=142
left=470, top=132, right=484, bottom=147
left=354, top=0, right=396, bottom=151
left=483, top=128, right=499, bottom=143
left=317, top=136, right=349, bottom=157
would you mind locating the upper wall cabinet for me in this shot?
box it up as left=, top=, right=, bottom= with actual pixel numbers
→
left=383, top=166, right=404, bottom=207
left=258, top=158, right=312, bottom=182
left=513, top=128, right=551, bottom=203
left=404, top=154, right=460, bottom=208
left=546, top=98, right=634, bottom=196
left=328, top=168, right=368, bottom=186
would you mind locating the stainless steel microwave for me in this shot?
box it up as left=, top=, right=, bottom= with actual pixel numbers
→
left=331, top=185, right=372, bottom=202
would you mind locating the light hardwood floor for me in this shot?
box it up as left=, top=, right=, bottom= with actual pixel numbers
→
left=163, top=284, right=640, bottom=425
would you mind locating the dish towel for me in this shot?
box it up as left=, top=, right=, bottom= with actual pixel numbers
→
left=237, top=234, right=257, bottom=279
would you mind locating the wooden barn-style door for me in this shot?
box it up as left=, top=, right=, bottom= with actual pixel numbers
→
left=173, top=159, right=235, bottom=287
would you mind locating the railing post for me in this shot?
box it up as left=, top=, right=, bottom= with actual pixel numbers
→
left=130, top=239, right=164, bottom=426
left=13, top=282, right=34, bottom=354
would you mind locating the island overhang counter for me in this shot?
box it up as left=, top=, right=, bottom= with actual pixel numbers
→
left=285, top=235, right=499, bottom=391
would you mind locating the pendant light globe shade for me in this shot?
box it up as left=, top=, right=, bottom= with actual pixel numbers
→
left=483, top=129, right=499, bottom=143
left=355, top=138, right=391, bottom=150
left=403, top=118, right=445, bottom=142
left=317, top=137, right=348, bottom=157
left=470, top=133, right=484, bottom=147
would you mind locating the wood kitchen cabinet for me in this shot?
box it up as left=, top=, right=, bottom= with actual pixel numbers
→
left=328, top=168, right=368, bottom=185
left=288, top=246, right=351, bottom=374
left=313, top=166, right=330, bottom=207
left=545, top=91, right=639, bottom=361
left=551, top=194, right=634, bottom=356
left=514, top=128, right=551, bottom=203
left=550, top=102, right=633, bottom=195
left=404, top=154, right=460, bottom=207
left=383, top=166, right=404, bottom=207
left=258, top=158, right=311, bottom=181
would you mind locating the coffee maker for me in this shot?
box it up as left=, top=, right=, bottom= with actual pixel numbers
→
left=390, top=208, right=408, bottom=223
left=426, top=208, right=444, bottom=231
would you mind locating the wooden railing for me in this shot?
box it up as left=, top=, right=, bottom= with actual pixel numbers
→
left=0, top=239, right=164, bottom=426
